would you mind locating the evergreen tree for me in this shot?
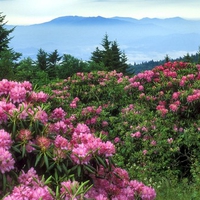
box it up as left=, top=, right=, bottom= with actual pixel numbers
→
left=0, top=13, right=14, bottom=52
left=165, top=54, right=170, bottom=62
left=90, top=34, right=129, bottom=74
left=0, top=13, right=21, bottom=79
left=183, top=53, right=192, bottom=63
left=47, top=49, right=62, bottom=79
left=197, top=46, right=200, bottom=64
left=58, top=54, right=85, bottom=78
left=15, top=57, right=36, bottom=81
left=36, top=48, right=48, bottom=71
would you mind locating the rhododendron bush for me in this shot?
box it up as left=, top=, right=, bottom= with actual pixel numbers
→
left=0, top=78, right=156, bottom=199
left=1, top=61, right=200, bottom=198
left=43, top=62, right=200, bottom=187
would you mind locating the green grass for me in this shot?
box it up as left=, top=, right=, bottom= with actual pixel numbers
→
left=155, top=178, right=200, bottom=200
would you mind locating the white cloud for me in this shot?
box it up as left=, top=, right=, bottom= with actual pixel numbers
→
left=1, top=0, right=200, bottom=25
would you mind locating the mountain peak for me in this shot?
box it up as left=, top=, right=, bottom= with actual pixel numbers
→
left=42, top=15, right=131, bottom=26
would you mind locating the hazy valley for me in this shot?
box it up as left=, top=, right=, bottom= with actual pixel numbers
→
left=7, top=16, right=200, bottom=63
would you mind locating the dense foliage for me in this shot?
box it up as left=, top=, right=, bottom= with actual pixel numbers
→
left=0, top=13, right=21, bottom=80
left=0, top=74, right=157, bottom=199
left=90, top=34, right=130, bottom=74
left=40, top=62, right=200, bottom=188
left=1, top=12, right=200, bottom=199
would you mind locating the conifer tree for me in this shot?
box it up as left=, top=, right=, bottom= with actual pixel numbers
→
left=36, top=48, right=48, bottom=71
left=0, top=13, right=21, bottom=80
left=90, top=34, right=129, bottom=74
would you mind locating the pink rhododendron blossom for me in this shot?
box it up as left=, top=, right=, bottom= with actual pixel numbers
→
left=140, top=186, right=156, bottom=200
left=0, top=129, right=12, bottom=149
left=131, top=131, right=141, bottom=138
left=50, top=121, right=67, bottom=134
left=3, top=185, right=33, bottom=200
left=0, top=101, right=16, bottom=123
left=143, top=150, right=148, bottom=155
left=26, top=141, right=35, bottom=153
left=172, top=92, right=180, bottom=100
left=102, top=120, right=108, bottom=127
left=29, top=91, right=49, bottom=103
left=0, top=79, right=12, bottom=95
left=0, top=147, right=15, bottom=173
left=34, top=107, right=48, bottom=124
left=30, top=186, right=53, bottom=200
left=70, top=97, right=80, bottom=108
left=21, top=81, right=32, bottom=91
left=36, top=136, right=51, bottom=151
left=50, top=107, right=66, bottom=121
left=17, top=129, right=32, bottom=142
left=74, top=123, right=91, bottom=135
left=9, top=85, right=27, bottom=103
left=36, top=91, right=49, bottom=102
left=71, top=143, right=92, bottom=164
left=151, top=140, right=157, bottom=146
left=98, top=141, right=115, bottom=157
left=4, top=184, right=53, bottom=200
left=18, top=167, right=40, bottom=187
left=167, top=138, right=173, bottom=144
left=138, top=85, right=144, bottom=91
left=169, top=103, right=178, bottom=112
left=96, top=106, right=102, bottom=114
left=54, top=135, right=69, bottom=150
left=112, top=167, right=130, bottom=187
left=0, top=105, right=8, bottom=124
left=114, top=137, right=121, bottom=143
left=61, top=180, right=79, bottom=199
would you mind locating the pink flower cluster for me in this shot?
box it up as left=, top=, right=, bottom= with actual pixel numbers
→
left=70, top=123, right=115, bottom=164
left=50, top=107, right=66, bottom=121
left=60, top=180, right=80, bottom=199
left=4, top=168, right=53, bottom=200
left=187, top=89, right=200, bottom=103
left=29, top=91, right=49, bottom=103
left=85, top=166, right=156, bottom=200
left=156, top=101, right=168, bottom=117
left=0, top=130, right=15, bottom=174
left=70, top=97, right=80, bottom=108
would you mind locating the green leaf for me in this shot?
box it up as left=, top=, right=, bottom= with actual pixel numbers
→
left=46, top=163, right=56, bottom=173
left=22, top=144, right=26, bottom=158
left=77, top=165, right=82, bottom=177
left=44, top=153, right=49, bottom=168
left=35, top=153, right=42, bottom=167
left=54, top=169, right=58, bottom=181
left=62, top=162, right=69, bottom=174
left=3, top=173, right=6, bottom=192
left=44, top=175, right=52, bottom=185
left=96, top=156, right=107, bottom=168
left=83, top=164, right=96, bottom=174
left=56, top=163, right=62, bottom=172
left=12, top=145, right=21, bottom=153
left=56, top=186, right=60, bottom=199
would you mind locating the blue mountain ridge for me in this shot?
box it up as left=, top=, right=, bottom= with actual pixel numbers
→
left=6, top=16, right=200, bottom=63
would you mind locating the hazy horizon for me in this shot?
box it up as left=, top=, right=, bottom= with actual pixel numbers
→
left=1, top=0, right=200, bottom=25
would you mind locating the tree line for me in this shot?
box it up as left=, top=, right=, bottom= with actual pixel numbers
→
left=1, top=12, right=200, bottom=86
left=0, top=13, right=133, bottom=86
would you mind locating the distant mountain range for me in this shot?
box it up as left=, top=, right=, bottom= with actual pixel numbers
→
left=6, top=16, right=200, bottom=63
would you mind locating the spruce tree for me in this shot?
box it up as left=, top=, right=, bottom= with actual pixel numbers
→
left=0, top=13, right=21, bottom=80
left=90, top=34, right=129, bottom=73
left=36, top=48, right=48, bottom=71
left=0, top=13, right=14, bottom=52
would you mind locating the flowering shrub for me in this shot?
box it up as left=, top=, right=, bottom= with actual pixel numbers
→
left=113, top=62, right=200, bottom=184
left=0, top=78, right=156, bottom=199
left=42, top=62, right=200, bottom=187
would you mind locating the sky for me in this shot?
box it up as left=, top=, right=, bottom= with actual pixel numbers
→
left=1, top=0, right=200, bottom=25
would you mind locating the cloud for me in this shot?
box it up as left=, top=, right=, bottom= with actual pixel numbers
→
left=1, top=0, right=200, bottom=25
